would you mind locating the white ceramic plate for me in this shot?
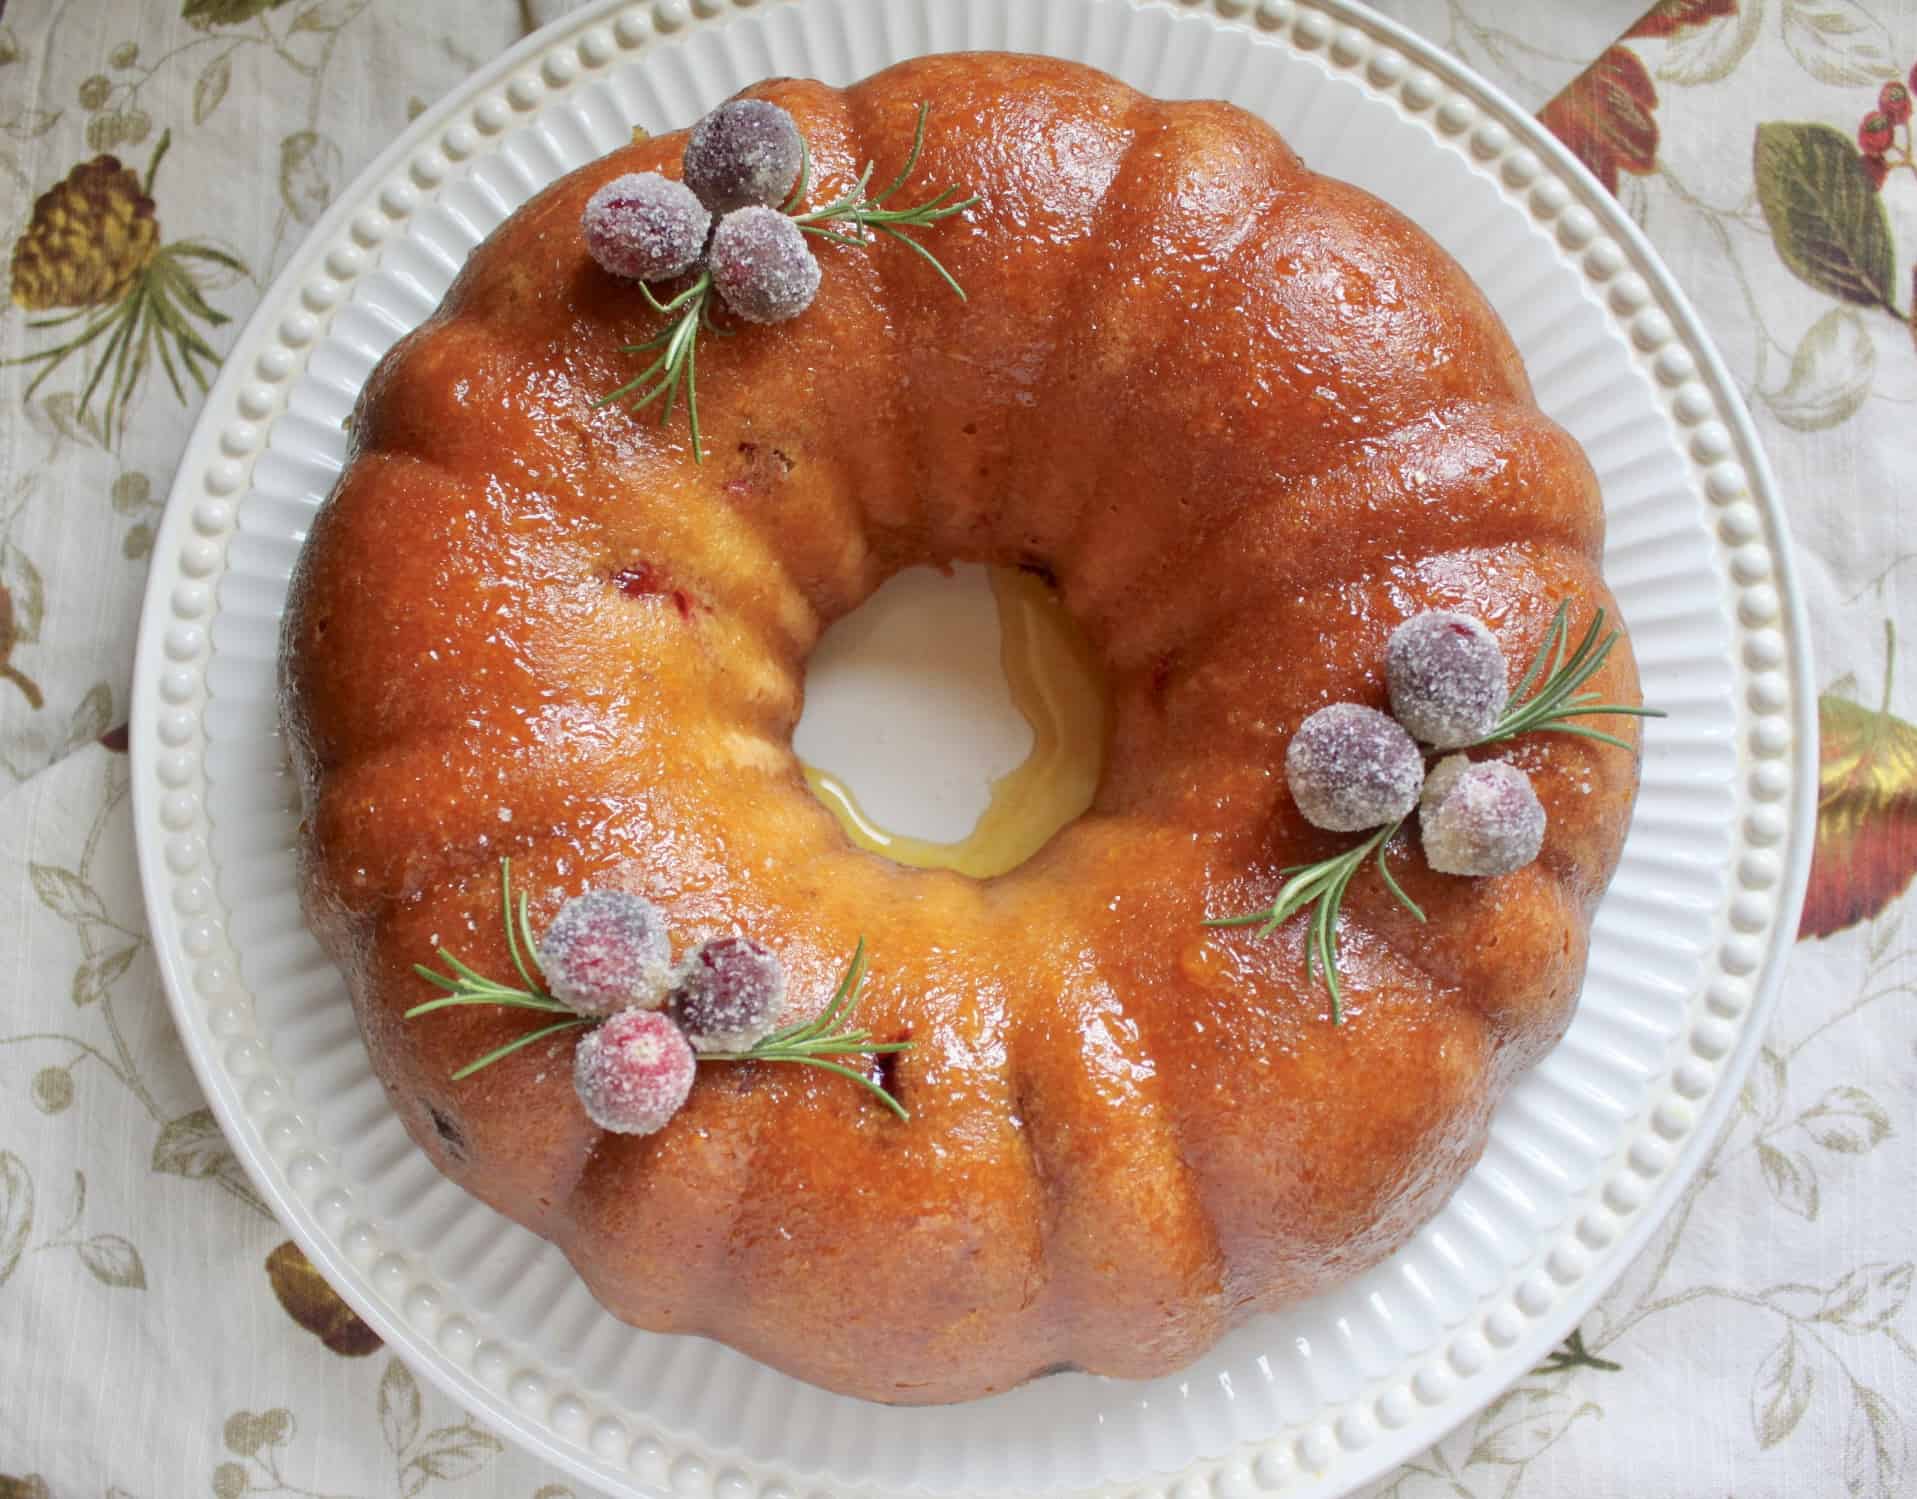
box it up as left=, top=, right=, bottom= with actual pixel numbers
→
left=131, top=1, right=1816, bottom=1495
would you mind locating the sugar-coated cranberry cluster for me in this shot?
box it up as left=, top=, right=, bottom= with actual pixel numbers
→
left=582, top=98, right=820, bottom=323
left=538, top=890, right=786, bottom=1135
left=1857, top=70, right=1915, bottom=191
left=1285, top=611, right=1546, bottom=878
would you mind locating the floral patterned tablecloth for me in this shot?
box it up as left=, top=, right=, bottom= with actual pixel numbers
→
left=2, top=1, right=1912, bottom=1496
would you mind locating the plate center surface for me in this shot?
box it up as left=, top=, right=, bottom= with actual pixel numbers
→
left=794, top=563, right=1027, bottom=844
left=153, top=1, right=1803, bottom=1494
left=793, top=563, right=1107, bottom=873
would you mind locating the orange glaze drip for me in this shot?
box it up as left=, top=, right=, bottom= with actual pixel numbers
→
left=803, top=567, right=1111, bottom=878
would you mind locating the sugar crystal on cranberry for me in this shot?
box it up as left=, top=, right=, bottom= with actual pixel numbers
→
left=1419, top=752, right=1473, bottom=819
left=537, top=888, right=674, bottom=1015
left=1420, top=759, right=1545, bottom=876
left=582, top=171, right=709, bottom=283
left=572, top=1009, right=696, bottom=1135
left=669, top=936, right=787, bottom=1051
left=709, top=206, right=821, bottom=324
left=683, top=98, right=805, bottom=215
left=1387, top=611, right=1509, bottom=748
left=1286, top=703, right=1425, bottom=832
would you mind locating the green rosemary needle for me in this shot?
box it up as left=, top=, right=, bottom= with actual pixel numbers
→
left=406, top=858, right=585, bottom=1080
left=1470, top=601, right=1664, bottom=751
left=406, top=860, right=911, bottom=1113
left=1206, top=820, right=1424, bottom=1024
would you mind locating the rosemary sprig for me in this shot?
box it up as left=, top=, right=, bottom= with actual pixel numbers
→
left=1205, top=820, right=1424, bottom=1024
left=787, top=102, right=980, bottom=301
left=703, top=938, right=914, bottom=1121
left=1469, top=601, right=1664, bottom=751
left=593, top=270, right=719, bottom=463
left=406, top=860, right=911, bottom=1113
left=406, top=858, right=585, bottom=1080
left=596, top=101, right=974, bottom=462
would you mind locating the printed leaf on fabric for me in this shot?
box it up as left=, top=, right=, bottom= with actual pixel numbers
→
left=1628, top=0, right=1738, bottom=39
left=1540, top=46, right=1661, bottom=193
left=1799, top=1086, right=1893, bottom=1155
left=1766, top=307, right=1876, bottom=429
left=1814, top=1262, right=1912, bottom=1329
left=1655, top=2, right=1765, bottom=86
left=1751, top=1326, right=1815, bottom=1448
left=1758, top=1141, right=1821, bottom=1219
left=1755, top=122, right=1898, bottom=309
left=1842, top=1384, right=1906, bottom=1499
left=1803, top=642, right=1917, bottom=937
left=75, top=1232, right=145, bottom=1288
left=152, top=1108, right=271, bottom=1215
left=182, top=0, right=294, bottom=28
left=378, top=1356, right=422, bottom=1459
left=1780, top=0, right=1898, bottom=87
left=265, top=1239, right=383, bottom=1357
left=0, top=1153, right=31, bottom=1288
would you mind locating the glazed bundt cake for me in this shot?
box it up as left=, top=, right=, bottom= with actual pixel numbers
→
left=280, top=51, right=1643, bottom=1404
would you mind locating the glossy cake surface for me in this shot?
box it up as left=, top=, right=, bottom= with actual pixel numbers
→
left=279, top=52, right=1642, bottom=1405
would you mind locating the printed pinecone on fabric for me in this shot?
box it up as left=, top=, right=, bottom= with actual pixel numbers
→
left=9, top=154, right=159, bottom=311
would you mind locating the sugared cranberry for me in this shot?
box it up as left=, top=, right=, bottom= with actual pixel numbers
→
left=708, top=206, right=820, bottom=324
left=683, top=99, right=805, bottom=215
left=582, top=171, right=709, bottom=283
left=1285, top=703, right=1425, bottom=833
left=573, top=1009, right=696, bottom=1134
left=669, top=936, right=786, bottom=1051
left=1420, top=759, right=1545, bottom=877
left=1386, top=611, right=1509, bottom=748
left=537, top=889, right=674, bottom=1015
left=1420, top=753, right=1472, bottom=820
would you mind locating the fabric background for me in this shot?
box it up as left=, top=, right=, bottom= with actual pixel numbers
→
left=1, top=1, right=1911, bottom=1495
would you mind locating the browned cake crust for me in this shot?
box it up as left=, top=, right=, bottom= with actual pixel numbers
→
left=279, top=52, right=1641, bottom=1404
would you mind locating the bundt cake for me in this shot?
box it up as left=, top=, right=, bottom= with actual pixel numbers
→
left=279, top=51, right=1644, bottom=1405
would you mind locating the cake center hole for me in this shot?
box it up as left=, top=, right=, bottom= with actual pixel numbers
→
left=793, top=564, right=1110, bottom=878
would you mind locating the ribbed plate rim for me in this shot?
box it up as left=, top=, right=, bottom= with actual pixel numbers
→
left=130, top=1, right=1816, bottom=1496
